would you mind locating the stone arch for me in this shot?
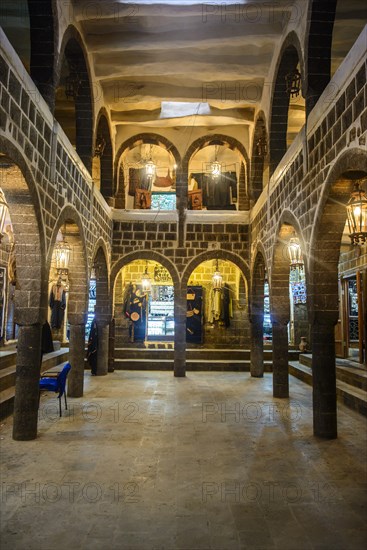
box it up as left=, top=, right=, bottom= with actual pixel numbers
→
left=0, top=143, right=46, bottom=441
left=249, top=244, right=268, bottom=378
left=55, top=25, right=94, bottom=173
left=48, top=205, right=89, bottom=397
left=310, top=148, right=367, bottom=319
left=307, top=148, right=367, bottom=439
left=270, top=209, right=308, bottom=398
left=269, top=31, right=305, bottom=176
left=94, top=108, right=114, bottom=204
left=250, top=111, right=268, bottom=201
left=91, top=240, right=111, bottom=325
left=91, top=242, right=111, bottom=376
left=250, top=242, right=268, bottom=316
left=305, top=0, right=338, bottom=115
left=182, top=133, right=250, bottom=210
left=271, top=209, right=308, bottom=311
left=114, top=133, right=181, bottom=206
left=111, top=250, right=179, bottom=290
left=27, top=0, right=58, bottom=112
left=47, top=205, right=89, bottom=314
left=182, top=249, right=250, bottom=288
left=0, top=141, right=46, bottom=319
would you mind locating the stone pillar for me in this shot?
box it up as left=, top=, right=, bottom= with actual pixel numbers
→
left=68, top=324, right=85, bottom=397
left=12, top=324, right=42, bottom=441
left=174, top=283, right=186, bottom=377
left=311, top=321, right=337, bottom=439
left=272, top=319, right=289, bottom=398
left=108, top=318, right=115, bottom=372
left=96, top=322, right=109, bottom=376
left=250, top=314, right=264, bottom=377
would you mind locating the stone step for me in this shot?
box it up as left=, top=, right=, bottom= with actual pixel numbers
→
left=115, top=347, right=300, bottom=361
left=0, top=349, right=69, bottom=420
left=114, top=358, right=274, bottom=372
left=336, top=365, right=367, bottom=392
left=115, top=348, right=252, bottom=361
left=299, top=353, right=367, bottom=391
left=289, top=361, right=367, bottom=417
left=0, top=348, right=18, bottom=372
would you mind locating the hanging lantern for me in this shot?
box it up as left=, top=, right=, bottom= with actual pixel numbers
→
left=346, top=181, right=367, bottom=245
left=145, top=160, right=156, bottom=180
left=285, top=68, right=302, bottom=98
left=212, top=259, right=223, bottom=291
left=0, top=189, right=9, bottom=244
left=141, top=263, right=151, bottom=293
left=211, top=160, right=222, bottom=179
left=211, top=145, right=222, bottom=180
left=94, top=135, right=106, bottom=158
left=54, top=236, right=71, bottom=274
left=64, top=63, right=82, bottom=100
left=145, top=145, right=156, bottom=182
left=256, top=135, right=268, bottom=157
left=287, top=235, right=304, bottom=271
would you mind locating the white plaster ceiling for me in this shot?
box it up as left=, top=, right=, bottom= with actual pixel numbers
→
left=0, top=0, right=366, bottom=146
left=74, top=0, right=300, bottom=131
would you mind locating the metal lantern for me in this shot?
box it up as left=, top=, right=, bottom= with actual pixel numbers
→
left=211, top=145, right=222, bottom=180
left=64, top=64, right=82, bottom=100
left=141, top=264, right=152, bottom=293
left=287, top=236, right=304, bottom=271
left=285, top=68, right=302, bottom=98
left=346, top=182, right=367, bottom=245
left=256, top=135, right=268, bottom=157
left=94, top=135, right=106, bottom=158
left=54, top=237, right=71, bottom=274
left=211, top=160, right=222, bottom=179
left=0, top=189, right=9, bottom=244
left=145, top=160, right=156, bottom=180
left=212, top=259, right=223, bottom=291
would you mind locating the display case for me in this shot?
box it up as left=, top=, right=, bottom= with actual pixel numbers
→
left=147, top=316, right=174, bottom=338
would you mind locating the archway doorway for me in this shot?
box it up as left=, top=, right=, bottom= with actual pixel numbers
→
left=186, top=259, right=248, bottom=348
left=114, top=260, right=175, bottom=345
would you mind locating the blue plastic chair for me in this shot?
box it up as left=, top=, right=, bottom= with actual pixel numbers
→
left=39, top=362, right=71, bottom=417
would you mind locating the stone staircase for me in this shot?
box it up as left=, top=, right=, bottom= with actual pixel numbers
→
left=289, top=354, right=367, bottom=416
left=0, top=347, right=69, bottom=420
left=114, top=346, right=300, bottom=372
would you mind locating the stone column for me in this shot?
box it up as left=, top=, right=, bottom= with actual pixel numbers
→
left=108, top=318, right=115, bottom=372
left=311, top=320, right=337, bottom=439
left=12, top=324, right=42, bottom=441
left=272, top=319, right=289, bottom=398
left=250, top=314, right=264, bottom=377
left=96, top=322, right=109, bottom=376
left=174, top=283, right=186, bottom=377
left=68, top=323, right=85, bottom=397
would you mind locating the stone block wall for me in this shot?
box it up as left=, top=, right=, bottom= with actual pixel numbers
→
left=0, top=34, right=112, bottom=271
left=251, top=39, right=367, bottom=274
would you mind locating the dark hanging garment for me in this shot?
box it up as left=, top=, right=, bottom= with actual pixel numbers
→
left=41, top=321, right=54, bottom=354
left=221, top=285, right=231, bottom=328
left=207, top=172, right=238, bottom=209
left=87, top=318, right=98, bottom=375
left=49, top=284, right=66, bottom=329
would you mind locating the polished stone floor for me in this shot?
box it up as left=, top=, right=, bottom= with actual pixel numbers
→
left=1, top=371, right=366, bottom=550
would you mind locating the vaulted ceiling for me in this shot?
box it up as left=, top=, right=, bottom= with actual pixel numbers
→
left=75, top=0, right=300, bottom=130
left=0, top=0, right=366, bottom=146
